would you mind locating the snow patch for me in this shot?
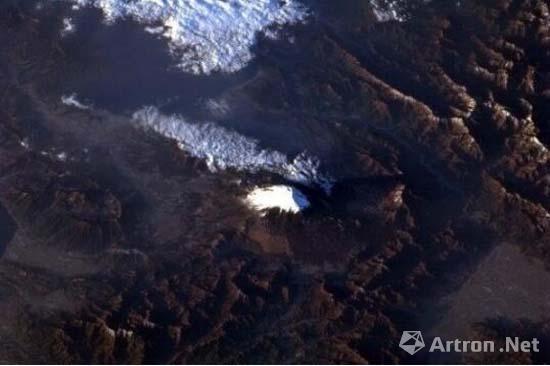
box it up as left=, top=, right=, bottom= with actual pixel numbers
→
left=63, top=0, right=308, bottom=74
left=132, top=106, right=333, bottom=189
left=61, top=17, right=75, bottom=36
left=39, top=149, right=70, bottom=162
left=104, top=325, right=116, bottom=338
left=19, top=138, right=30, bottom=150
left=246, top=185, right=310, bottom=215
left=531, top=136, right=548, bottom=153
left=56, top=152, right=68, bottom=162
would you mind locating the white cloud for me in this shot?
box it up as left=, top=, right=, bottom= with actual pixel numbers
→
left=64, top=0, right=308, bottom=74
left=61, top=93, right=91, bottom=110
left=132, top=106, right=333, bottom=190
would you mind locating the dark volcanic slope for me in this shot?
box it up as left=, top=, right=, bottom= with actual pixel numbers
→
left=0, top=0, right=549, bottom=364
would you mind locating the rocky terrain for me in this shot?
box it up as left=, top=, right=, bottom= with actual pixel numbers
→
left=0, top=0, right=549, bottom=363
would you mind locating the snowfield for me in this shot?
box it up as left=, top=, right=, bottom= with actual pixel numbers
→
left=65, top=0, right=308, bottom=74
left=133, top=106, right=333, bottom=189
left=245, top=185, right=310, bottom=215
